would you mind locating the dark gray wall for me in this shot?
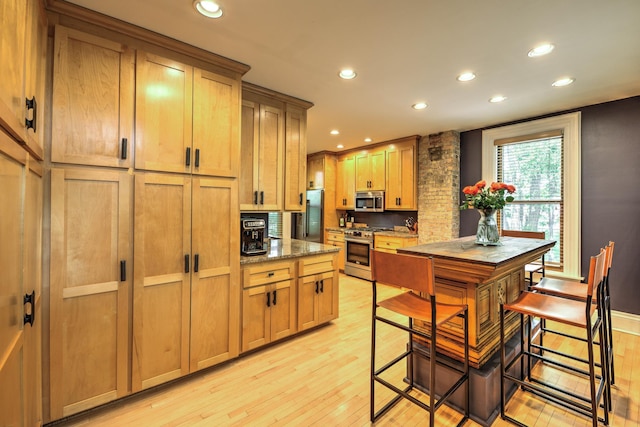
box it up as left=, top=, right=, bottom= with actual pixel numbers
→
left=459, top=96, right=640, bottom=315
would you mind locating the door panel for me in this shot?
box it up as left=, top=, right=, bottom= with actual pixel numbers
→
left=133, top=173, right=190, bottom=391
left=193, top=70, right=239, bottom=177
left=190, top=177, right=239, bottom=371
left=51, top=26, right=134, bottom=167
left=49, top=167, right=131, bottom=418
left=135, top=52, right=192, bottom=173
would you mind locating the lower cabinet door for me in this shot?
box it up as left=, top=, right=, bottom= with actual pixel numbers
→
left=133, top=172, right=191, bottom=392
left=269, top=279, right=296, bottom=341
left=242, top=285, right=270, bottom=352
left=49, top=167, right=131, bottom=418
left=297, top=274, right=319, bottom=331
left=318, top=273, right=338, bottom=324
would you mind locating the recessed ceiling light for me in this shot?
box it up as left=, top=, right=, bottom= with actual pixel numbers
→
left=193, top=0, right=223, bottom=18
left=337, top=144, right=344, bottom=149
left=528, top=43, right=554, bottom=57
left=552, top=77, right=575, bottom=87
left=338, top=69, right=357, bottom=79
left=457, top=72, right=476, bottom=82
left=364, top=137, right=372, bottom=143
left=412, top=102, right=428, bottom=110
left=330, top=129, right=340, bottom=135
left=489, top=95, right=507, bottom=103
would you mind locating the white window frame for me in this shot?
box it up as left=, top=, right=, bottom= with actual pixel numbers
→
left=482, top=112, right=581, bottom=280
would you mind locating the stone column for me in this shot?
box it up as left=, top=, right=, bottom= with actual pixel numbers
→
left=417, top=131, right=460, bottom=244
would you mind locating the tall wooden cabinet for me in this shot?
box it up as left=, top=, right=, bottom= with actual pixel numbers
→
left=385, top=137, right=418, bottom=210
left=45, top=12, right=247, bottom=422
left=49, top=168, right=132, bottom=418
left=336, top=153, right=355, bottom=209
left=0, top=0, right=46, bottom=424
left=284, top=105, right=307, bottom=211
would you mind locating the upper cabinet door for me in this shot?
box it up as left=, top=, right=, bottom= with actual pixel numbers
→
left=0, top=0, right=27, bottom=142
left=52, top=26, right=134, bottom=168
left=284, top=106, right=307, bottom=211
left=135, top=52, right=193, bottom=173
left=193, top=69, right=240, bottom=178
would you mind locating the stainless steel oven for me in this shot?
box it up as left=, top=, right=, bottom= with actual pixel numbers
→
left=344, top=229, right=375, bottom=281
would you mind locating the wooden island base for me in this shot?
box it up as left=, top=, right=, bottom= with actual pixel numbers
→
left=396, top=236, right=555, bottom=425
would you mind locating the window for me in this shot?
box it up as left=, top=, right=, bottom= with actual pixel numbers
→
left=497, top=132, right=563, bottom=265
left=268, top=212, right=283, bottom=238
left=482, top=112, right=581, bottom=279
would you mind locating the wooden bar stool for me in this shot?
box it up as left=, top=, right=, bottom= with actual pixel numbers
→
left=370, top=250, right=469, bottom=426
left=501, top=230, right=546, bottom=287
left=500, top=248, right=609, bottom=426
left=530, top=242, right=615, bottom=387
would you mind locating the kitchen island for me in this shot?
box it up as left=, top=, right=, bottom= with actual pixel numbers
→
left=397, top=235, right=555, bottom=425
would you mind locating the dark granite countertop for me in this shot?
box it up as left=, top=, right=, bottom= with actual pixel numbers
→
left=374, top=231, right=419, bottom=238
left=240, top=238, right=340, bottom=265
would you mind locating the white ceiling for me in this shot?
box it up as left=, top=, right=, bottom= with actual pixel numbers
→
left=63, top=0, right=640, bottom=154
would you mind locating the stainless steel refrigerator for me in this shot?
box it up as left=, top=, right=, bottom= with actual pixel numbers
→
left=293, top=189, right=324, bottom=243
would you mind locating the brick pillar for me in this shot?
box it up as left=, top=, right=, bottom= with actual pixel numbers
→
left=417, top=131, right=460, bottom=244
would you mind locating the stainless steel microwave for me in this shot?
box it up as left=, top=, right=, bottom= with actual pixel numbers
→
left=354, top=191, right=384, bottom=212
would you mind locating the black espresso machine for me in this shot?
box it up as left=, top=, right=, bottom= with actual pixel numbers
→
left=241, top=218, right=268, bottom=256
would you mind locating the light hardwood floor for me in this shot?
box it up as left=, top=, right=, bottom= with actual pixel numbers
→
left=51, top=274, right=639, bottom=427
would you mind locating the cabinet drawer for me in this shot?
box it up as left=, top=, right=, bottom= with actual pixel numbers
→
left=299, top=254, right=335, bottom=277
left=375, top=236, right=417, bottom=250
left=326, top=232, right=344, bottom=243
left=243, top=261, right=294, bottom=288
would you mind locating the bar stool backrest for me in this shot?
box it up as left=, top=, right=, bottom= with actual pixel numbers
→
left=605, top=241, right=615, bottom=278
left=586, top=248, right=606, bottom=315
left=371, top=250, right=435, bottom=297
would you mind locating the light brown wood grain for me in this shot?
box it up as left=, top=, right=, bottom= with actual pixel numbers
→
left=54, top=274, right=639, bottom=427
left=284, top=105, right=307, bottom=211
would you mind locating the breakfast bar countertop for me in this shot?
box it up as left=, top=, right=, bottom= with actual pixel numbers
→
left=240, top=238, right=340, bottom=265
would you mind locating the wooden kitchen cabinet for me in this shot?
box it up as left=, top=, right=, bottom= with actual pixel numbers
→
left=336, top=153, right=355, bottom=209
left=0, top=132, right=30, bottom=427
left=325, top=230, right=345, bottom=271
left=133, top=173, right=240, bottom=390
left=189, top=177, right=240, bottom=372
left=239, top=98, right=284, bottom=211
left=374, top=234, right=418, bottom=254
left=307, top=153, right=325, bottom=189
left=284, top=105, right=307, bottom=211
left=355, top=148, right=385, bottom=191
left=385, top=137, right=418, bottom=210
left=135, top=52, right=240, bottom=176
left=298, top=254, right=339, bottom=331
left=0, top=0, right=46, bottom=159
left=51, top=26, right=134, bottom=168
left=49, top=167, right=132, bottom=418
left=241, top=261, right=297, bottom=352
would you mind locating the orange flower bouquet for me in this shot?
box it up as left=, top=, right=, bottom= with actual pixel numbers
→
left=460, top=180, right=516, bottom=211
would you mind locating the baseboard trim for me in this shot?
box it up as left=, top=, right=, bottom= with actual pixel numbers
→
left=612, top=310, right=640, bottom=336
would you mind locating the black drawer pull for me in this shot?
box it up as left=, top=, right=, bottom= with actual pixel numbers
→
left=24, top=291, right=35, bottom=326
left=299, top=193, right=303, bottom=205
left=195, top=148, right=200, bottom=168
left=254, top=191, right=258, bottom=204
left=320, top=279, right=324, bottom=293
left=266, top=292, right=271, bottom=307
left=186, top=147, right=191, bottom=166
left=260, top=191, right=264, bottom=205
left=194, top=254, right=199, bottom=273
left=121, top=138, right=128, bottom=160
left=272, top=290, right=277, bottom=305
left=267, top=272, right=275, bottom=277
left=315, top=281, right=319, bottom=294
left=25, top=96, right=37, bottom=131
left=185, top=254, right=190, bottom=273
left=120, top=260, right=126, bottom=281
